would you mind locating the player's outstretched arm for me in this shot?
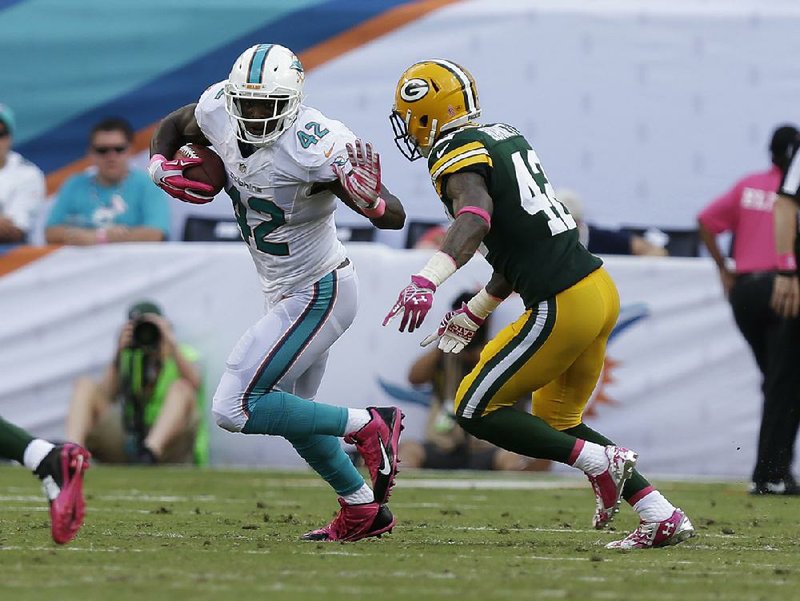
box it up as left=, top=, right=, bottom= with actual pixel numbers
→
left=383, top=171, right=494, bottom=332
left=420, top=272, right=510, bottom=353
left=371, top=182, right=405, bottom=230
left=332, top=139, right=405, bottom=229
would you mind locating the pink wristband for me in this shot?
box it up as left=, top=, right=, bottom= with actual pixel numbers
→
left=363, top=197, right=386, bottom=219
left=456, top=206, right=491, bottom=227
left=777, top=252, right=797, bottom=271
left=95, top=228, right=108, bottom=244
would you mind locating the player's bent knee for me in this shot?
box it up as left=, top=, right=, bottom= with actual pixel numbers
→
left=455, top=414, right=481, bottom=436
left=212, top=397, right=246, bottom=433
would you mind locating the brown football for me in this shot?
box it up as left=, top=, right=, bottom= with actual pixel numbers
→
left=173, top=143, right=227, bottom=198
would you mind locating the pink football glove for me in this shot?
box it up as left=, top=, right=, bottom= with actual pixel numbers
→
left=148, top=154, right=215, bottom=204
left=383, top=275, right=437, bottom=333
left=421, top=303, right=485, bottom=354
left=332, top=139, right=382, bottom=211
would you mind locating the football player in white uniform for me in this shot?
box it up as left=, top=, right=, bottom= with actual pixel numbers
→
left=148, top=44, right=406, bottom=542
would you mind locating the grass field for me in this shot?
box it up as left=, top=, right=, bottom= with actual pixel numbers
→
left=1, top=466, right=798, bottom=601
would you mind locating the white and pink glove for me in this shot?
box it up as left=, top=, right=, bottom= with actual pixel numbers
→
left=421, top=303, right=485, bottom=353
left=382, top=275, right=437, bottom=333
left=148, top=154, right=214, bottom=204
left=332, top=139, right=385, bottom=218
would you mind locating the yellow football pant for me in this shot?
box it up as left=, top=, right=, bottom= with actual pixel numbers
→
left=454, top=267, right=620, bottom=430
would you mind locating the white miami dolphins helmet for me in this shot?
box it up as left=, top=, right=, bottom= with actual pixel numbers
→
left=224, top=44, right=305, bottom=147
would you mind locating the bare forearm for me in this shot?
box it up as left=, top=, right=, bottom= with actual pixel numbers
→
left=107, top=227, right=165, bottom=243
left=697, top=221, right=728, bottom=270
left=369, top=184, right=405, bottom=230
left=775, top=195, right=798, bottom=258
left=45, top=226, right=164, bottom=244
left=170, top=347, right=201, bottom=391
left=440, top=214, right=489, bottom=267
left=0, top=217, right=25, bottom=243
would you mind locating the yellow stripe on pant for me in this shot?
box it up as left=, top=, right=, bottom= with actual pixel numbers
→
left=455, top=267, right=620, bottom=430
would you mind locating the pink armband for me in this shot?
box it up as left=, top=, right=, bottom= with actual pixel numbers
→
left=777, top=252, right=797, bottom=271
left=456, top=206, right=491, bottom=227
left=363, top=197, right=386, bottom=219
left=95, top=228, right=108, bottom=244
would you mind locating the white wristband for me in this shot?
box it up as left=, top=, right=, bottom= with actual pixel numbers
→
left=466, top=287, right=503, bottom=319
left=416, top=251, right=457, bottom=287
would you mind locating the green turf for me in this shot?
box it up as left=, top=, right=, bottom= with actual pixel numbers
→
left=1, top=466, right=798, bottom=601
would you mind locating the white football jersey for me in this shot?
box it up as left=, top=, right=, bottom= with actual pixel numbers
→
left=196, top=81, right=356, bottom=300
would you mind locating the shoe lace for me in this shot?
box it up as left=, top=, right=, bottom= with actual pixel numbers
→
left=624, top=522, right=656, bottom=547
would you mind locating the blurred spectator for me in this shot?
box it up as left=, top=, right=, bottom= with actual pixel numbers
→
left=698, top=123, right=800, bottom=495
left=414, top=224, right=447, bottom=250
left=65, top=300, right=206, bottom=465
left=0, top=103, right=46, bottom=243
left=45, top=117, right=170, bottom=245
left=557, top=188, right=668, bottom=256
left=398, top=292, right=535, bottom=471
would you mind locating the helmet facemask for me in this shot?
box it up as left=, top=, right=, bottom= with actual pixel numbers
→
left=224, top=87, right=300, bottom=147
left=390, top=109, right=432, bottom=161
left=224, top=44, right=304, bottom=147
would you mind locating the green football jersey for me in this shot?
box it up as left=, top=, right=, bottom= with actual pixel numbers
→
left=427, top=123, right=602, bottom=308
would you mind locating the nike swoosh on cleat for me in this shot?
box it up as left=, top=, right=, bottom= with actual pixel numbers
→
left=378, top=439, right=392, bottom=476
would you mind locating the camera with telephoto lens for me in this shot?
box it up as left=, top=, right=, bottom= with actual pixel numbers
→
left=131, top=317, right=161, bottom=349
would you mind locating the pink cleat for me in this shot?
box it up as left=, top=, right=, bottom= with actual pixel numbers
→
left=606, top=509, right=696, bottom=549
left=587, top=446, right=638, bottom=529
left=301, top=498, right=396, bottom=542
left=35, top=443, right=91, bottom=545
left=344, top=407, right=404, bottom=504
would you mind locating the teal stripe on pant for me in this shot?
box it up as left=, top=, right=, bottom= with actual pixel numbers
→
left=246, top=272, right=335, bottom=400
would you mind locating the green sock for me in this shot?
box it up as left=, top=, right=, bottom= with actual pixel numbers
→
left=457, top=407, right=578, bottom=464
left=563, top=422, right=651, bottom=500
left=0, top=417, right=35, bottom=464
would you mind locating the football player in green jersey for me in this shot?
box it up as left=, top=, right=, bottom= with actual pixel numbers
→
left=383, top=59, right=693, bottom=549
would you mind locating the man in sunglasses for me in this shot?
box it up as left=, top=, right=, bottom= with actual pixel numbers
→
left=45, top=117, right=170, bottom=245
left=0, top=103, right=46, bottom=244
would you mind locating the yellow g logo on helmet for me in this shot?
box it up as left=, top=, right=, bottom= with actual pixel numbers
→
left=390, top=60, right=481, bottom=161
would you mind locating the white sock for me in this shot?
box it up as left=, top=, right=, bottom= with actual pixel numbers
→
left=342, top=483, right=374, bottom=505
left=344, top=409, right=371, bottom=434
left=23, top=439, right=55, bottom=472
left=571, top=441, right=608, bottom=476
left=633, top=490, right=676, bottom=522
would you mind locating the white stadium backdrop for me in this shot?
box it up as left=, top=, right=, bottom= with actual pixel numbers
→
left=0, top=244, right=762, bottom=478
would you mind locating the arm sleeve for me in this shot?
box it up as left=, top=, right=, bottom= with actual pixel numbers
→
left=5, top=166, right=45, bottom=231
left=697, top=183, right=741, bottom=234
left=429, top=139, right=493, bottom=200
left=45, top=177, right=78, bottom=227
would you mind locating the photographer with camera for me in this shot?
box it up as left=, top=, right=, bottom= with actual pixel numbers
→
left=65, top=300, right=205, bottom=465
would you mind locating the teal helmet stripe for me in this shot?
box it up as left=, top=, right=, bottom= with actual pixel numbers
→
left=248, top=44, right=274, bottom=84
